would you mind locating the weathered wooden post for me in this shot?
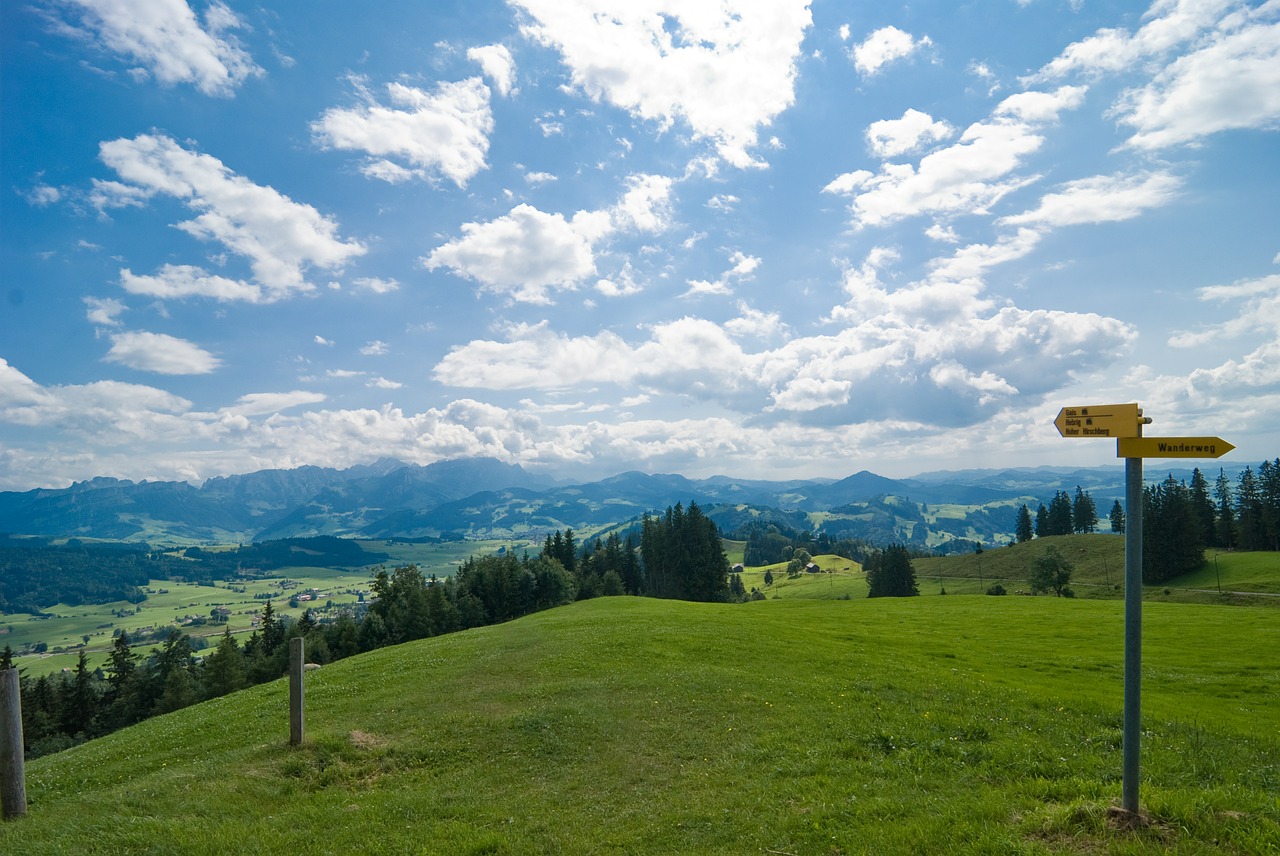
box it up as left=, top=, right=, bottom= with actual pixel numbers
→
left=0, top=668, right=27, bottom=820
left=289, top=637, right=305, bottom=746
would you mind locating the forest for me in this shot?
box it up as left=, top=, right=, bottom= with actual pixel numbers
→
left=7, top=502, right=740, bottom=758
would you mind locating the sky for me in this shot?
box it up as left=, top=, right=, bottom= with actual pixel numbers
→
left=2, top=0, right=1279, bottom=492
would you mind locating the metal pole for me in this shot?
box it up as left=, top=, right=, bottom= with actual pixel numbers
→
left=0, top=668, right=26, bottom=820
left=1122, top=452, right=1143, bottom=814
left=289, top=637, right=305, bottom=746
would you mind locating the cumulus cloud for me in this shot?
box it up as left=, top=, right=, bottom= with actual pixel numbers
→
left=824, top=85, right=1086, bottom=228
left=684, top=250, right=761, bottom=297
left=866, top=109, right=954, bottom=158
left=467, top=44, right=517, bottom=96
left=312, top=76, right=495, bottom=187
left=1024, top=1, right=1280, bottom=149
left=1028, top=0, right=1236, bottom=82
left=97, top=134, right=365, bottom=301
left=423, top=173, right=674, bottom=303
left=222, top=391, right=327, bottom=417
left=432, top=235, right=1135, bottom=429
left=84, top=296, right=127, bottom=327
left=1115, top=19, right=1280, bottom=150
left=104, top=331, right=221, bottom=374
left=851, top=25, right=932, bottom=76
left=423, top=204, right=597, bottom=304
left=50, top=0, right=262, bottom=96
left=512, top=0, right=812, bottom=167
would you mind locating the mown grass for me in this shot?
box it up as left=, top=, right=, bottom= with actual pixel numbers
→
left=2, top=595, right=1275, bottom=854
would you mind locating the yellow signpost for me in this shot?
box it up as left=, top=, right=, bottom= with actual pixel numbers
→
left=1116, top=437, right=1235, bottom=459
left=1053, top=403, right=1146, bottom=438
left=1051, top=401, right=1234, bottom=819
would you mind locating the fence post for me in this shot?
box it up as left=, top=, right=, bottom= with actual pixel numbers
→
left=0, top=668, right=26, bottom=820
left=289, top=637, right=305, bottom=746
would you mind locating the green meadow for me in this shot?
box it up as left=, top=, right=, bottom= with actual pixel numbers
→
left=2, top=539, right=535, bottom=677
left=2, top=593, right=1275, bottom=854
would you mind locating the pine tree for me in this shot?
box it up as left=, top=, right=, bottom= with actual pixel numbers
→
left=1015, top=504, right=1034, bottom=542
left=1237, top=467, right=1264, bottom=550
left=1048, top=491, right=1074, bottom=536
left=200, top=629, right=247, bottom=699
left=1035, top=504, right=1049, bottom=538
left=1259, top=459, right=1280, bottom=551
left=1214, top=468, right=1236, bottom=549
left=1189, top=468, right=1216, bottom=548
left=866, top=544, right=918, bottom=598
left=1109, top=499, right=1125, bottom=534
left=1072, top=486, right=1097, bottom=533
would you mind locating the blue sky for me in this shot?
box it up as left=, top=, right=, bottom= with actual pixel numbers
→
left=2, top=0, right=1279, bottom=491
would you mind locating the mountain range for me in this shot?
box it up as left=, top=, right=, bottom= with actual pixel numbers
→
left=0, top=457, right=1241, bottom=549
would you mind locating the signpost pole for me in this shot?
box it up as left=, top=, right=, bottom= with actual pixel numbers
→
left=1121, top=443, right=1143, bottom=815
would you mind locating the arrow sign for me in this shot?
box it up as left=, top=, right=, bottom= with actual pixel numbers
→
left=1054, top=403, right=1145, bottom=438
left=1117, top=437, right=1235, bottom=459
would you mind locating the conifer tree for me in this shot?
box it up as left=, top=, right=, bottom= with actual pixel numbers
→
left=1109, top=499, right=1125, bottom=534
left=1072, top=486, right=1097, bottom=533
left=1214, top=468, right=1236, bottom=549
left=866, top=544, right=918, bottom=598
left=1015, top=504, right=1034, bottom=542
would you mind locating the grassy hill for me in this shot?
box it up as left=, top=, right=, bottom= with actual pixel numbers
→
left=2, top=596, right=1275, bottom=854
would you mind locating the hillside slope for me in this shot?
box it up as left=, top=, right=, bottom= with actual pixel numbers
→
left=2, top=597, right=1276, bottom=854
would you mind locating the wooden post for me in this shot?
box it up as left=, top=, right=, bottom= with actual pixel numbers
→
left=289, top=637, right=304, bottom=746
left=1, top=668, right=27, bottom=820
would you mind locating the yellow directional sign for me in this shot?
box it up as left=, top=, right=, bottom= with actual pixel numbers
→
left=1117, top=437, right=1235, bottom=459
left=1054, top=403, right=1145, bottom=438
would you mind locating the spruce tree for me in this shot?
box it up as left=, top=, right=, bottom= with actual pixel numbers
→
left=1015, top=504, right=1034, bottom=542
left=1109, top=499, right=1125, bottom=534
left=1072, top=486, right=1097, bottom=533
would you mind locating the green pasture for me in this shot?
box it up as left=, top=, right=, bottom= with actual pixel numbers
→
left=2, top=595, right=1275, bottom=854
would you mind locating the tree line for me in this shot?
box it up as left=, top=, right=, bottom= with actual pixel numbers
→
left=7, top=501, right=735, bottom=758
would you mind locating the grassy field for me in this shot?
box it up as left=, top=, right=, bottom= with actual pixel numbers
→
left=8, top=535, right=1277, bottom=678
left=2, top=539, right=530, bottom=678
left=1, top=594, right=1275, bottom=855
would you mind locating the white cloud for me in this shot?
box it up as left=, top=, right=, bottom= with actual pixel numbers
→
left=423, top=204, right=597, bottom=304
left=360, top=340, right=390, bottom=356
left=353, top=276, right=400, bottom=294
left=866, top=109, right=954, bottom=158
left=431, top=232, right=1134, bottom=429
left=314, top=335, right=334, bottom=346
left=98, top=134, right=365, bottom=300
left=25, top=184, right=62, bottom=206
left=1029, top=0, right=1236, bottom=81
left=52, top=0, right=262, bottom=96
left=369, top=377, right=403, bottom=389
left=684, top=250, right=761, bottom=297
left=725, top=302, right=789, bottom=341
left=513, top=0, right=812, bottom=167
left=824, top=85, right=1088, bottom=228
left=120, top=264, right=263, bottom=302
left=851, top=26, right=932, bottom=76
left=1115, top=20, right=1280, bottom=150
left=1000, top=170, right=1182, bottom=227
left=468, top=43, right=517, bottom=96
left=1169, top=273, right=1280, bottom=349
left=312, top=76, right=494, bottom=187
left=525, top=170, right=557, bottom=184
left=104, top=331, right=221, bottom=374
left=84, top=296, right=127, bottom=327
left=221, top=391, right=327, bottom=417
left=994, top=85, right=1087, bottom=123
left=424, top=173, right=674, bottom=303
